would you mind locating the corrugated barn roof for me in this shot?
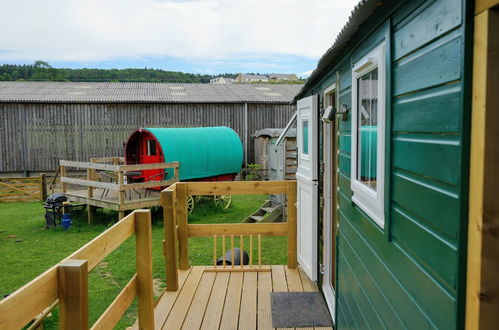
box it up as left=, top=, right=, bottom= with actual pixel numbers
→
left=0, top=81, right=302, bottom=104
left=255, top=128, right=297, bottom=138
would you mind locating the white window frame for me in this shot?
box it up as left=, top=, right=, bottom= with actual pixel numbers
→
left=351, top=41, right=386, bottom=227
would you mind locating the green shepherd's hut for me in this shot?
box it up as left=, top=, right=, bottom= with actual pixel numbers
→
left=291, top=0, right=499, bottom=329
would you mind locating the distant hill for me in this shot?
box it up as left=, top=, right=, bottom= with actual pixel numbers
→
left=0, top=61, right=303, bottom=84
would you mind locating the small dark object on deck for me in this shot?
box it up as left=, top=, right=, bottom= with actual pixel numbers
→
left=270, top=292, right=333, bottom=328
left=216, top=248, right=249, bottom=266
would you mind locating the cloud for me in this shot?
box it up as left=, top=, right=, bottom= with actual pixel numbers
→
left=0, top=0, right=358, bottom=64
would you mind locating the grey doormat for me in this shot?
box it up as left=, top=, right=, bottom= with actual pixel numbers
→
left=270, top=292, right=334, bottom=328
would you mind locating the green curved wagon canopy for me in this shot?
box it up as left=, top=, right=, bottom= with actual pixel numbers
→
left=144, top=127, right=243, bottom=181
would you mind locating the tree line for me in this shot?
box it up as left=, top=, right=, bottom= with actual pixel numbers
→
left=0, top=61, right=238, bottom=83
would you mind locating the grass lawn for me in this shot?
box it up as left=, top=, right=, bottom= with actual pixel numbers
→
left=0, top=194, right=287, bottom=329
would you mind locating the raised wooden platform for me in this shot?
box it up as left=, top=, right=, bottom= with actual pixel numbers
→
left=134, top=265, right=332, bottom=330
left=66, top=188, right=161, bottom=211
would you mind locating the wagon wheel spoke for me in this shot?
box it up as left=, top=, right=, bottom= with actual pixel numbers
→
left=214, top=195, right=232, bottom=210
left=187, top=195, right=195, bottom=214
left=194, top=195, right=203, bottom=202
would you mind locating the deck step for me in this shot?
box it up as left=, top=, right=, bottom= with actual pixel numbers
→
left=250, top=215, right=265, bottom=222
left=261, top=207, right=274, bottom=214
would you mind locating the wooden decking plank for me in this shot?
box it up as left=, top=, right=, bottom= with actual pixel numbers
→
left=284, top=266, right=303, bottom=292
left=201, top=272, right=230, bottom=330
left=271, top=265, right=287, bottom=292
left=272, top=265, right=291, bottom=330
left=162, top=266, right=205, bottom=329
left=219, top=272, right=244, bottom=330
left=181, top=272, right=216, bottom=330
left=298, top=266, right=318, bottom=292
left=257, top=271, right=273, bottom=330
left=238, top=272, right=257, bottom=330
left=151, top=268, right=192, bottom=329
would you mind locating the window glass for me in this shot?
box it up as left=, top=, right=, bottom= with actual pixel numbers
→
left=302, top=120, right=309, bottom=155
left=147, top=140, right=157, bottom=156
left=356, top=68, right=378, bottom=191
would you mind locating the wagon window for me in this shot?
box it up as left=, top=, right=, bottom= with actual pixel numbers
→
left=302, top=120, right=309, bottom=155
left=147, top=139, right=157, bottom=156
left=351, top=41, right=386, bottom=228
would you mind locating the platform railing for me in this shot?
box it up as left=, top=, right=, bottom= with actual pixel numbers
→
left=59, top=158, right=179, bottom=196
left=161, top=180, right=297, bottom=291
left=0, top=210, right=155, bottom=330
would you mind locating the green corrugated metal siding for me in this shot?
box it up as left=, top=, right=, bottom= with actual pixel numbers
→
left=311, top=0, right=469, bottom=328
left=146, top=127, right=243, bottom=180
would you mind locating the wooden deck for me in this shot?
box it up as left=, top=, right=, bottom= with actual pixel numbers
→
left=135, top=265, right=332, bottom=330
left=66, top=188, right=161, bottom=211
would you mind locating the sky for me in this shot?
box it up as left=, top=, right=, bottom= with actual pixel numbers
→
left=0, top=0, right=359, bottom=77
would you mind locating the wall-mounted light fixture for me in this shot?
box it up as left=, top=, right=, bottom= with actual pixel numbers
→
left=322, top=105, right=334, bottom=123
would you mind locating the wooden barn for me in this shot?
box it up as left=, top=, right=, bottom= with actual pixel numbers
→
left=0, top=81, right=300, bottom=175
left=292, top=0, right=499, bottom=329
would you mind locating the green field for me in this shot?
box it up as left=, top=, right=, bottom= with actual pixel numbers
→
left=0, top=195, right=286, bottom=329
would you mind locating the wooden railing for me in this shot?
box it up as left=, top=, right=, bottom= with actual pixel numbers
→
left=161, top=180, right=297, bottom=291
left=0, top=210, right=155, bottom=330
left=60, top=158, right=179, bottom=193
left=59, top=158, right=180, bottom=200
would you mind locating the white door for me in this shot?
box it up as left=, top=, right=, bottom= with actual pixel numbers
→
left=322, top=85, right=337, bottom=322
left=296, top=94, right=318, bottom=281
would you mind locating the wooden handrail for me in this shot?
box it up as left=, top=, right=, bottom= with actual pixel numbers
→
left=0, top=210, right=154, bottom=330
left=161, top=180, right=297, bottom=291
left=60, top=159, right=179, bottom=172
left=185, top=180, right=288, bottom=195
left=187, top=223, right=288, bottom=237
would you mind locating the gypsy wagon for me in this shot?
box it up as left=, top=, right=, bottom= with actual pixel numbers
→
left=125, top=126, right=244, bottom=211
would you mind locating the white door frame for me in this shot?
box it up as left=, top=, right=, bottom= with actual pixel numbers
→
left=322, top=83, right=336, bottom=322
left=296, top=94, right=319, bottom=281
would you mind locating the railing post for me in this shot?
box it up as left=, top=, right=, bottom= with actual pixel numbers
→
left=58, top=259, right=88, bottom=330
left=287, top=181, right=297, bottom=268
left=162, top=190, right=179, bottom=291
left=176, top=183, right=189, bottom=270
left=87, top=159, right=97, bottom=224
left=60, top=165, right=67, bottom=193
left=118, top=170, right=125, bottom=220
left=134, top=210, right=155, bottom=330
left=39, top=173, right=47, bottom=201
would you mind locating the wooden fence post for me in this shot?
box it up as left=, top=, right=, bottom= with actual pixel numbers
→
left=39, top=173, right=47, bottom=201
left=176, top=183, right=189, bottom=270
left=87, top=159, right=97, bottom=224
left=134, top=210, right=155, bottom=330
left=58, top=259, right=88, bottom=330
left=162, top=190, right=179, bottom=291
left=60, top=166, right=67, bottom=193
left=287, top=181, right=297, bottom=268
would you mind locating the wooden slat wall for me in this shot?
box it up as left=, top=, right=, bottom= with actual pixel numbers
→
left=0, top=102, right=296, bottom=173
left=309, top=0, right=470, bottom=329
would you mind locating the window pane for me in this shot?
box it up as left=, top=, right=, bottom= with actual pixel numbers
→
left=357, top=68, right=378, bottom=190
left=302, top=120, right=309, bottom=155
left=147, top=140, right=157, bottom=156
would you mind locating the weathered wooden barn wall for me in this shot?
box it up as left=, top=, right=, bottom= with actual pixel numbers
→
left=0, top=102, right=295, bottom=173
